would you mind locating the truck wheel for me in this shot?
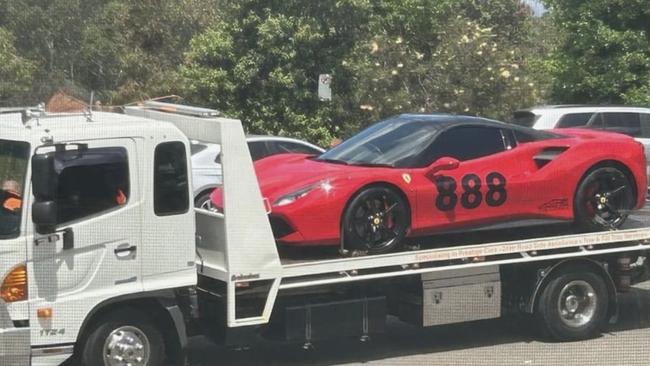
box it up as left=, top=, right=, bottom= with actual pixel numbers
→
left=342, top=186, right=409, bottom=254
left=81, top=308, right=165, bottom=366
left=535, top=270, right=608, bottom=341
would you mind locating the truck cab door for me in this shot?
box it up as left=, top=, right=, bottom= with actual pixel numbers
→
left=0, top=139, right=31, bottom=365
left=27, top=138, right=142, bottom=349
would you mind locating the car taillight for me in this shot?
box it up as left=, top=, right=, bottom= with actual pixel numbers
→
left=1, top=264, right=27, bottom=303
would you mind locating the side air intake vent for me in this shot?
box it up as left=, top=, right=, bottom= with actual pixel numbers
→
left=534, top=147, right=569, bottom=169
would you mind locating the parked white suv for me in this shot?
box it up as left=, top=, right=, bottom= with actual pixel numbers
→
left=512, top=105, right=650, bottom=195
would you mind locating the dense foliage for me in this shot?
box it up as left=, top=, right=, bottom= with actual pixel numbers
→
left=1, top=1, right=649, bottom=144
left=545, top=0, right=650, bottom=104
left=180, top=0, right=374, bottom=144
left=0, top=28, right=35, bottom=105
left=180, top=0, right=551, bottom=144
left=0, top=0, right=221, bottom=104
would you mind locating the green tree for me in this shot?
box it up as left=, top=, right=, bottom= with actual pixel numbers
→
left=180, top=0, right=549, bottom=144
left=180, top=0, right=374, bottom=146
left=545, top=0, right=650, bottom=104
left=78, top=0, right=222, bottom=103
left=346, top=0, right=548, bottom=125
left=0, top=0, right=220, bottom=104
left=0, top=28, right=36, bottom=106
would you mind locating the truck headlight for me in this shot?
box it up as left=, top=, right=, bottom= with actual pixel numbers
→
left=1, top=264, right=27, bottom=303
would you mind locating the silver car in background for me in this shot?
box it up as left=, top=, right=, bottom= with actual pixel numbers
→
left=191, top=135, right=325, bottom=208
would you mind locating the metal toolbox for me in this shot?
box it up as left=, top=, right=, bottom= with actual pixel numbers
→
left=398, top=266, right=501, bottom=327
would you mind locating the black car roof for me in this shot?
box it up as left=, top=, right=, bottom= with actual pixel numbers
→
left=396, top=113, right=510, bottom=129
left=393, top=113, right=562, bottom=141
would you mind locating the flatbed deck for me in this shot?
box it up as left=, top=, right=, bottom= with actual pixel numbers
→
left=278, top=210, right=650, bottom=265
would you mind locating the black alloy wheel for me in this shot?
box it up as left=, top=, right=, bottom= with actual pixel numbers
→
left=574, top=167, right=634, bottom=231
left=342, top=186, right=408, bottom=254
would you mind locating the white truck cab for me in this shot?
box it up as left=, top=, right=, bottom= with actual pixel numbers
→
left=1, top=109, right=197, bottom=365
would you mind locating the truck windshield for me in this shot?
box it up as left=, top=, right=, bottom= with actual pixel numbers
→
left=0, top=140, right=30, bottom=239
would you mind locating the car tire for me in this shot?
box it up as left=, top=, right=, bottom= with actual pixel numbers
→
left=574, top=166, right=634, bottom=231
left=535, top=269, right=608, bottom=341
left=342, top=186, right=409, bottom=254
left=80, top=308, right=165, bottom=366
left=194, top=192, right=213, bottom=210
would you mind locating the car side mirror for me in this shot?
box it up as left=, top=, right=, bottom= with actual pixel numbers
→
left=428, top=157, right=460, bottom=174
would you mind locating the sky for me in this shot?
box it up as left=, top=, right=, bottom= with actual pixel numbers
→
left=524, top=0, right=546, bottom=16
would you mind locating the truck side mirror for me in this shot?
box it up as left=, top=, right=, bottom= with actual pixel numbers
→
left=32, top=152, right=58, bottom=199
left=31, top=152, right=58, bottom=234
left=32, top=201, right=57, bottom=234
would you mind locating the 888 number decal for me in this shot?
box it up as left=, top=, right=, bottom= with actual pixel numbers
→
left=434, top=172, right=507, bottom=211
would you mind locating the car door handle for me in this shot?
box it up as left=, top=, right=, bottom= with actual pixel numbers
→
left=114, top=244, right=137, bottom=257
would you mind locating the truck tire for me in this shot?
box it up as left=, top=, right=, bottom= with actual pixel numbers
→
left=535, top=270, right=608, bottom=341
left=80, top=308, right=165, bottom=366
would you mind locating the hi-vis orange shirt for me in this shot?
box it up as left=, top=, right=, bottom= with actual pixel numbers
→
left=116, top=189, right=127, bottom=205
left=3, top=197, right=21, bottom=212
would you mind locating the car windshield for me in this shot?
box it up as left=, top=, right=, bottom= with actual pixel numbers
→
left=0, top=140, right=30, bottom=239
left=316, top=117, right=444, bottom=168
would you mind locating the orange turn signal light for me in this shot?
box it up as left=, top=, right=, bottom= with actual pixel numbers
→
left=37, top=308, right=53, bottom=319
left=1, top=264, right=27, bottom=303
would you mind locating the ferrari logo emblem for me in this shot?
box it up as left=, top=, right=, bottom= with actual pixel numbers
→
left=402, top=173, right=411, bottom=184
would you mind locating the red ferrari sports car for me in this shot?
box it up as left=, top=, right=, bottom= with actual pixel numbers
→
left=211, top=114, right=647, bottom=254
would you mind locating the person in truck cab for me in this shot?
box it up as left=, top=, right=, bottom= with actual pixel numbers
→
left=0, top=180, right=22, bottom=237
left=1, top=180, right=22, bottom=213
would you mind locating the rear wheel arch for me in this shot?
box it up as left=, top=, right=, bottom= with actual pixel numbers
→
left=575, top=160, right=638, bottom=205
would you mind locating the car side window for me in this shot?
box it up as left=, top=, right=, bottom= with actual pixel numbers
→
left=273, top=141, right=321, bottom=155
left=556, top=113, right=594, bottom=128
left=430, top=126, right=506, bottom=162
left=586, top=113, right=604, bottom=128
left=248, top=141, right=271, bottom=161
left=640, top=113, right=650, bottom=138
left=602, top=112, right=641, bottom=137
left=56, top=147, right=130, bottom=224
left=154, top=142, right=189, bottom=216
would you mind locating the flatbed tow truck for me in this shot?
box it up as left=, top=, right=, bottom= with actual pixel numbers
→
left=1, top=102, right=650, bottom=365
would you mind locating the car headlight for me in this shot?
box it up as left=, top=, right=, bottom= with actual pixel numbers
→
left=274, top=180, right=333, bottom=207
